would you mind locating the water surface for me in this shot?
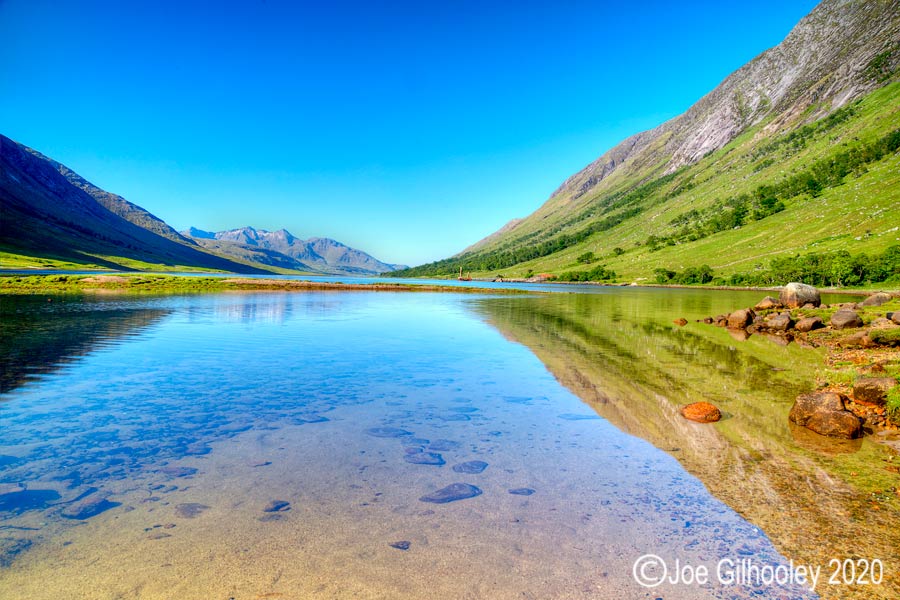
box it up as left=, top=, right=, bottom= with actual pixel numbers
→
left=0, top=289, right=892, bottom=598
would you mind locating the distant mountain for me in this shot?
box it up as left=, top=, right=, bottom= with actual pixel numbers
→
left=182, top=226, right=406, bottom=275
left=392, top=0, right=900, bottom=282
left=0, top=135, right=267, bottom=273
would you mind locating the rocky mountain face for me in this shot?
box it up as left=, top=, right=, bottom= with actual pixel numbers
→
left=427, top=0, right=900, bottom=265
left=0, top=135, right=265, bottom=273
left=183, top=226, right=405, bottom=275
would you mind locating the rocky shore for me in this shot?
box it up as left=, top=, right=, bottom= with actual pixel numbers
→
left=695, top=282, right=900, bottom=440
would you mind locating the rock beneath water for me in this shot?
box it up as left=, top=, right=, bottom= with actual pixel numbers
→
left=754, top=296, right=781, bottom=310
left=61, top=495, right=120, bottom=520
left=452, top=460, right=488, bottom=474
left=174, top=503, right=210, bottom=518
left=508, top=488, right=535, bottom=496
left=419, top=483, right=482, bottom=504
left=779, top=282, right=821, bottom=308
left=403, top=452, right=445, bottom=466
left=795, top=316, right=825, bottom=333
left=263, top=500, right=291, bottom=513
left=859, top=292, right=893, bottom=307
left=680, top=402, right=721, bottom=423
left=727, top=308, right=755, bottom=329
left=0, top=537, right=32, bottom=567
left=891, top=312, right=900, bottom=325
left=0, top=489, right=60, bottom=514
left=673, top=318, right=688, bottom=326
left=853, top=377, right=897, bottom=405
left=389, top=541, right=411, bottom=550
left=0, top=455, right=22, bottom=469
left=427, top=439, right=461, bottom=451
left=159, top=466, right=198, bottom=478
left=365, top=427, right=413, bottom=438
left=831, top=309, right=863, bottom=330
left=789, top=392, right=862, bottom=439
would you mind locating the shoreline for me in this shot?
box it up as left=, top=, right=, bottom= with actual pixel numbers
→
left=0, top=274, right=533, bottom=295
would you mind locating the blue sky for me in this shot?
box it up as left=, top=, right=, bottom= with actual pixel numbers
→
left=0, top=0, right=819, bottom=266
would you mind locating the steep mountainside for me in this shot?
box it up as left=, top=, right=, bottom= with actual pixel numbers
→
left=392, top=0, right=900, bottom=283
left=183, top=226, right=405, bottom=275
left=0, top=135, right=266, bottom=273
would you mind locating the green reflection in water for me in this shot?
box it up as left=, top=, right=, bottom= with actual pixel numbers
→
left=473, top=289, right=899, bottom=600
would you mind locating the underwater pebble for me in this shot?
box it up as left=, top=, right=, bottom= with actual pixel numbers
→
left=508, top=488, right=535, bottom=496
left=403, top=452, right=445, bottom=466
left=419, top=483, right=482, bottom=504
left=389, top=541, right=411, bottom=550
left=452, top=461, right=488, bottom=474
left=263, top=500, right=291, bottom=513
left=365, top=427, right=413, bottom=438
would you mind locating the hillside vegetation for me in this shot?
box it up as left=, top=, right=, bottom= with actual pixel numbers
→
left=390, top=0, right=900, bottom=287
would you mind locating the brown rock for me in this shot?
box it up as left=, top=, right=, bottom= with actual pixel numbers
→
left=853, top=377, right=897, bottom=405
left=789, top=392, right=862, bottom=439
left=673, top=318, right=688, bottom=326
left=831, top=309, right=863, bottom=330
left=754, top=296, right=781, bottom=310
left=795, top=316, right=824, bottom=332
left=890, top=312, right=900, bottom=325
left=766, top=312, right=794, bottom=331
left=681, top=402, right=721, bottom=423
left=843, top=331, right=873, bottom=347
left=727, top=308, right=755, bottom=329
left=859, top=292, right=893, bottom=307
left=779, top=282, right=821, bottom=308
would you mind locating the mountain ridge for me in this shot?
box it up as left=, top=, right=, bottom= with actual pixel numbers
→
left=182, top=225, right=407, bottom=275
left=389, top=0, right=900, bottom=282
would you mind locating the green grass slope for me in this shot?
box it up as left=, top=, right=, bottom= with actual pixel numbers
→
left=392, top=81, right=900, bottom=286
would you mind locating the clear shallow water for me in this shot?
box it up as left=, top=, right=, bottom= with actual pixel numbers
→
left=0, top=289, right=882, bottom=599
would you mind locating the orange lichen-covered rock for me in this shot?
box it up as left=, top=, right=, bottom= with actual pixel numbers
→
left=681, top=402, right=722, bottom=423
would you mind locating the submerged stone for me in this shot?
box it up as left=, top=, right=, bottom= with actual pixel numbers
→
left=403, top=452, right=445, bottom=466
left=365, top=427, right=413, bottom=438
left=159, top=466, right=198, bottom=478
left=61, top=495, right=120, bottom=520
left=175, top=503, right=210, bottom=518
left=428, top=439, right=461, bottom=451
left=452, top=460, right=488, bottom=474
left=263, top=500, right=291, bottom=513
left=0, top=489, right=60, bottom=513
left=389, top=541, right=411, bottom=550
left=508, top=488, right=535, bottom=496
left=419, top=483, right=482, bottom=504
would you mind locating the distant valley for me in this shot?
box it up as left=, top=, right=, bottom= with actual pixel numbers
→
left=182, top=226, right=406, bottom=275
left=0, top=136, right=400, bottom=275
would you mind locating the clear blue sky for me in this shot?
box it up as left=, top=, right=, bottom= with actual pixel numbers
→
left=0, top=0, right=819, bottom=266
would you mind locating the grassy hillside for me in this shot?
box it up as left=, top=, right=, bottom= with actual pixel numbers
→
left=391, top=81, right=900, bottom=285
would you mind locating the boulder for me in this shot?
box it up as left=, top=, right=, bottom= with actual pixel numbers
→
left=754, top=296, right=781, bottom=310
left=842, top=331, right=873, bottom=347
left=681, top=402, right=721, bottom=423
left=789, top=392, right=862, bottom=439
left=831, top=309, right=863, bottom=330
left=891, top=312, right=900, bottom=325
left=853, top=377, right=897, bottom=405
left=766, top=312, right=794, bottom=331
left=795, top=316, right=825, bottom=333
left=727, top=308, right=755, bottom=329
left=779, top=283, right=820, bottom=308
left=859, top=292, right=893, bottom=307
